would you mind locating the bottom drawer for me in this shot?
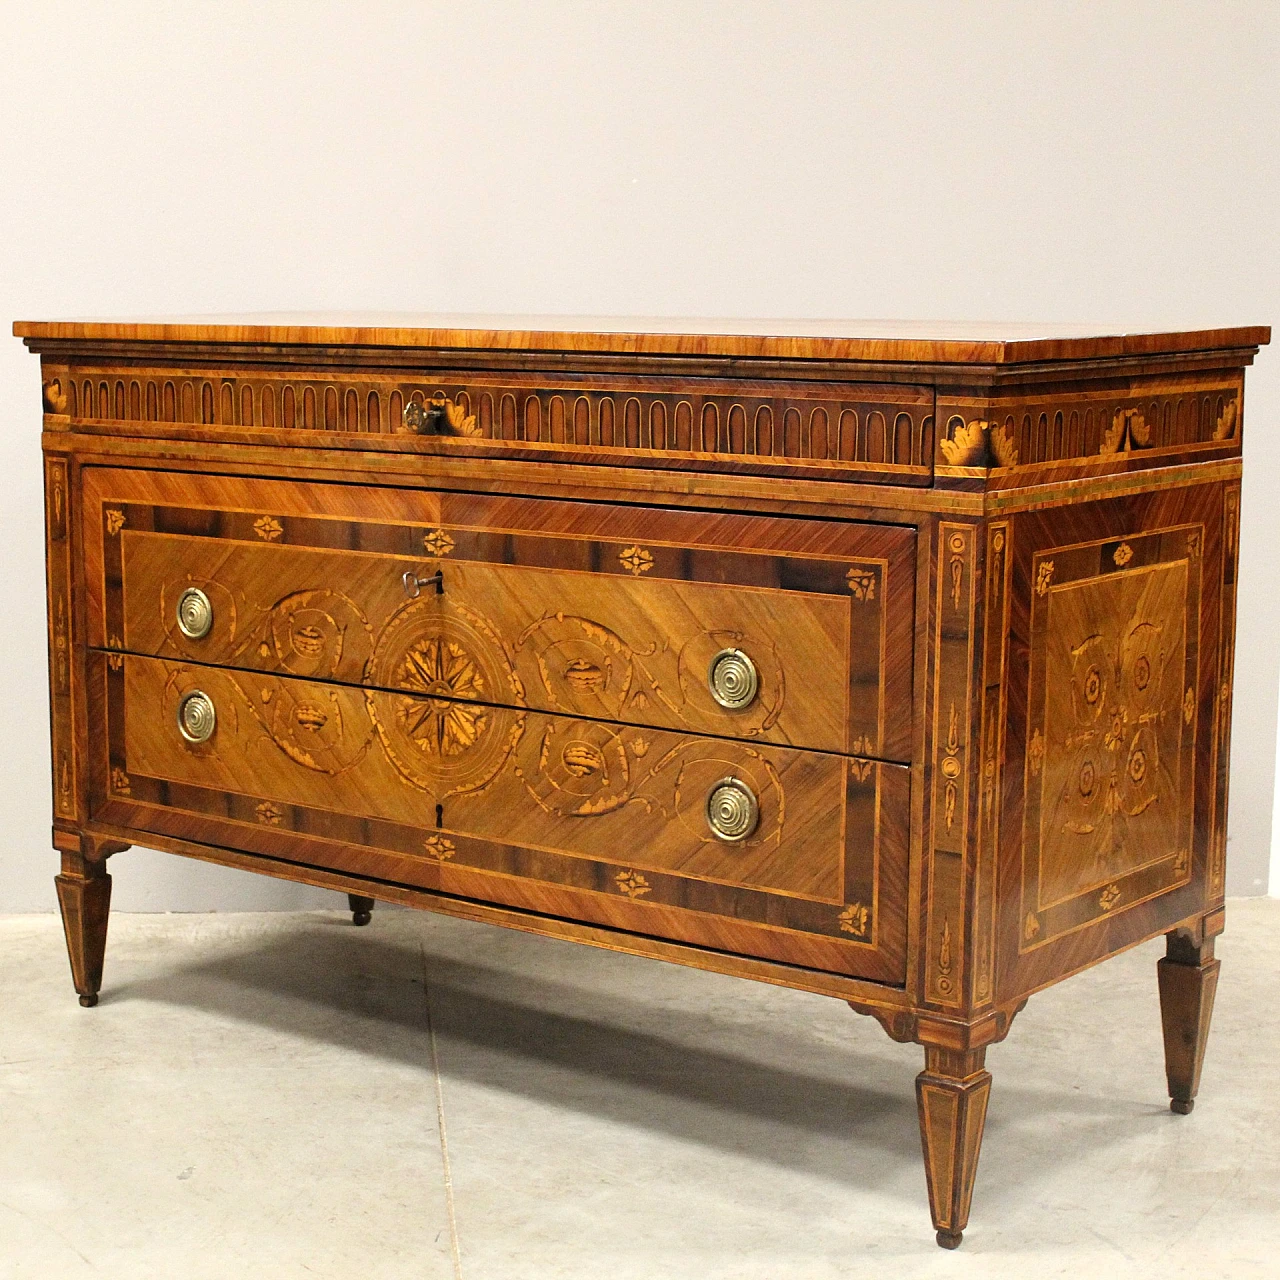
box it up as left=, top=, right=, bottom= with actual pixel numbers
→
left=88, top=652, right=909, bottom=983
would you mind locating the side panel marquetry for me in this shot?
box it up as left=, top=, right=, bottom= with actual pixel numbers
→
left=1022, top=528, right=1199, bottom=947
left=90, top=653, right=909, bottom=983
left=997, top=481, right=1225, bottom=1003
left=83, top=467, right=916, bottom=760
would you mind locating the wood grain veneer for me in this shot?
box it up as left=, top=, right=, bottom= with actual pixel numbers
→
left=19, top=314, right=1269, bottom=1251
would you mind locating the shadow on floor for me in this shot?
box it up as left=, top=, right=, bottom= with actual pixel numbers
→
left=106, top=913, right=1162, bottom=1202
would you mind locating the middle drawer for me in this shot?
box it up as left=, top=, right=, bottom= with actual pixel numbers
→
left=84, top=467, right=916, bottom=759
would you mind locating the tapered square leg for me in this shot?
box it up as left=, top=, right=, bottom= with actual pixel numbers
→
left=348, top=894, right=375, bottom=926
left=916, top=1047, right=991, bottom=1249
left=1158, top=932, right=1220, bottom=1115
left=55, top=851, right=112, bottom=1007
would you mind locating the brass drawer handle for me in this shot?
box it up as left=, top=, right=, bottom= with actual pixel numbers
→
left=708, top=648, right=758, bottom=710
left=177, top=690, right=217, bottom=743
left=705, top=776, right=759, bottom=842
left=175, top=587, right=213, bottom=639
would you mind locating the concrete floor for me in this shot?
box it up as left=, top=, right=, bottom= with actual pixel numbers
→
left=0, top=900, right=1276, bottom=1279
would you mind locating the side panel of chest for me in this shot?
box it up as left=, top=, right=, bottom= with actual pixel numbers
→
left=994, top=479, right=1234, bottom=1001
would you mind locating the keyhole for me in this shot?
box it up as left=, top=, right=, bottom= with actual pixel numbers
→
left=435, top=803, right=443, bottom=829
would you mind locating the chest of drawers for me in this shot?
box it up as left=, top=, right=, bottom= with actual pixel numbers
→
left=18, top=315, right=1269, bottom=1248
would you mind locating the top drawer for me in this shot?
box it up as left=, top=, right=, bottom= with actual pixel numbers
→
left=83, top=469, right=916, bottom=760
left=62, top=368, right=935, bottom=486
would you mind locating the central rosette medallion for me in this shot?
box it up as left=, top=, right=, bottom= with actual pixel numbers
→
left=366, top=596, right=525, bottom=798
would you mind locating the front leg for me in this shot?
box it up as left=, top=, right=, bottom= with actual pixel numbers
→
left=1158, top=931, right=1220, bottom=1114
left=55, top=848, right=114, bottom=1007
left=916, top=1047, right=991, bottom=1249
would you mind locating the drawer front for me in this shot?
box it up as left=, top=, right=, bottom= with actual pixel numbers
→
left=89, top=653, right=909, bottom=983
left=64, top=367, right=935, bottom=485
left=85, top=469, right=916, bottom=760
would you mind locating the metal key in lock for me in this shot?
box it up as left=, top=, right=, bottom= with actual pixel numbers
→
left=402, top=568, right=444, bottom=598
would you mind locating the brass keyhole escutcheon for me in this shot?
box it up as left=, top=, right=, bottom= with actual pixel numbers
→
left=705, top=776, right=759, bottom=842
left=176, top=587, right=213, bottom=639
left=707, top=648, right=758, bottom=710
left=177, top=690, right=217, bottom=743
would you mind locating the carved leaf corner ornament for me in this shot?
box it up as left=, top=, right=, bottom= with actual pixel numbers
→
left=1101, top=409, right=1152, bottom=455
left=939, top=418, right=1019, bottom=468
left=43, top=378, right=68, bottom=414
left=1213, top=398, right=1238, bottom=440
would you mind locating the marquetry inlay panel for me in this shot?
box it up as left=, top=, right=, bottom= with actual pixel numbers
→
left=1021, top=526, right=1200, bottom=950
left=925, top=522, right=978, bottom=1008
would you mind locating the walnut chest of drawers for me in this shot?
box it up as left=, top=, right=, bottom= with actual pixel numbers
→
left=17, top=315, right=1270, bottom=1247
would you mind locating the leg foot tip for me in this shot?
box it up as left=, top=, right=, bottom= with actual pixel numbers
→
left=936, top=1230, right=963, bottom=1249
left=78, top=993, right=98, bottom=1008
left=352, top=911, right=372, bottom=926
left=1171, top=1098, right=1195, bottom=1115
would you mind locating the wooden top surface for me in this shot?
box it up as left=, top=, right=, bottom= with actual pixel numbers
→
left=13, top=314, right=1270, bottom=365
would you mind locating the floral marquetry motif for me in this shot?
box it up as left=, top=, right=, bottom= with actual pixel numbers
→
left=253, top=516, right=283, bottom=541
left=839, top=903, right=869, bottom=938
left=422, top=528, right=455, bottom=557
left=104, top=509, right=125, bottom=536
left=422, top=834, right=456, bottom=862
left=846, top=568, right=876, bottom=601
left=615, top=870, right=651, bottom=900
left=618, top=545, right=654, bottom=576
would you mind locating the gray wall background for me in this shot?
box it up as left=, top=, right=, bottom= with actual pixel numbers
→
left=1, top=1, right=1276, bottom=911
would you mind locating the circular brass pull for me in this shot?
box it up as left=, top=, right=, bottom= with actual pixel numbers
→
left=177, top=690, right=217, bottom=743
left=705, top=776, right=759, bottom=842
left=707, top=648, right=758, bottom=710
left=176, top=587, right=213, bottom=639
